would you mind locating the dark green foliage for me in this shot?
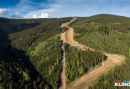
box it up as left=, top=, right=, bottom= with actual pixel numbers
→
left=0, top=18, right=41, bottom=33
left=29, top=39, right=62, bottom=89
left=0, top=59, right=31, bottom=89
left=0, top=18, right=69, bottom=89
left=0, top=59, right=51, bottom=89
left=1, top=14, right=130, bottom=89
left=9, top=18, right=72, bottom=51
left=7, top=18, right=66, bottom=89
left=8, top=19, right=61, bottom=50
left=65, top=44, right=106, bottom=84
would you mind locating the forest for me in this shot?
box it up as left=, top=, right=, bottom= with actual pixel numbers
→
left=65, top=44, right=106, bottom=84
left=0, top=17, right=71, bottom=89
left=71, top=14, right=130, bottom=89
left=71, top=14, right=130, bottom=55
left=0, top=14, right=130, bottom=89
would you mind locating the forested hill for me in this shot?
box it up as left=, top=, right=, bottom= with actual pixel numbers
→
left=71, top=14, right=130, bottom=89
left=0, top=17, right=71, bottom=89
left=76, top=14, right=130, bottom=23
left=0, top=17, right=73, bottom=33
left=72, top=14, right=130, bottom=34
left=0, top=14, right=130, bottom=89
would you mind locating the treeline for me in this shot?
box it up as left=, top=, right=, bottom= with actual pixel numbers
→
left=73, top=14, right=130, bottom=24
left=65, top=44, right=106, bottom=84
left=0, top=17, right=41, bottom=33
left=0, top=17, right=70, bottom=33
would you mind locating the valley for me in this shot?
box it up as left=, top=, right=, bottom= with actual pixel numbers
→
left=0, top=14, right=130, bottom=89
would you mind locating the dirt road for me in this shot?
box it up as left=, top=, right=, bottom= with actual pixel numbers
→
left=67, top=53, right=125, bottom=89
left=60, top=18, right=126, bottom=89
left=60, top=18, right=94, bottom=51
left=60, top=18, right=77, bottom=89
left=60, top=42, right=67, bottom=89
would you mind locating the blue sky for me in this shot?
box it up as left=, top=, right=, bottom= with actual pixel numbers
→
left=0, top=0, right=130, bottom=18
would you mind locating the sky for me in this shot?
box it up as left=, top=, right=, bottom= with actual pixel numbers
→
left=0, top=0, right=130, bottom=19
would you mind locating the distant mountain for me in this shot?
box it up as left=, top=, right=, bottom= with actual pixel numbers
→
left=78, top=14, right=130, bottom=23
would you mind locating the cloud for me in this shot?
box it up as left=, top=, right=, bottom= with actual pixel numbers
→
left=23, top=5, right=59, bottom=18
left=1, top=0, right=130, bottom=18
left=10, top=12, right=23, bottom=19
left=0, top=0, right=55, bottom=18
left=9, top=0, right=56, bottom=18
left=17, top=0, right=54, bottom=12
left=24, top=9, right=50, bottom=18
left=32, top=12, right=49, bottom=18
left=0, top=8, right=7, bottom=15
left=50, top=0, right=130, bottom=17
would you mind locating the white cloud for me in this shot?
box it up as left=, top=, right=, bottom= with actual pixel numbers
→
left=14, top=0, right=57, bottom=18
left=24, top=11, right=49, bottom=18
left=23, top=7, right=58, bottom=18
left=10, top=12, right=23, bottom=18
left=32, top=12, right=49, bottom=18
left=0, top=8, right=7, bottom=15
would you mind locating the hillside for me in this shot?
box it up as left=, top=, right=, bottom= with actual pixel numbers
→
left=71, top=14, right=130, bottom=89
left=0, top=14, right=130, bottom=89
left=76, top=14, right=130, bottom=23
left=0, top=17, right=71, bottom=89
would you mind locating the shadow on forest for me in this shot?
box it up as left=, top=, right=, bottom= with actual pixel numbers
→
left=0, top=29, right=52, bottom=88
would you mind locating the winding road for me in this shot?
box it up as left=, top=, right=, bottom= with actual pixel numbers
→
left=60, top=18, right=126, bottom=89
left=60, top=41, right=67, bottom=89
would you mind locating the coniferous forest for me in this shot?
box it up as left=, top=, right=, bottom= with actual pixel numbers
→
left=0, top=14, right=130, bottom=89
left=0, top=17, right=71, bottom=89
left=65, top=44, right=106, bottom=84
left=71, top=14, right=130, bottom=89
